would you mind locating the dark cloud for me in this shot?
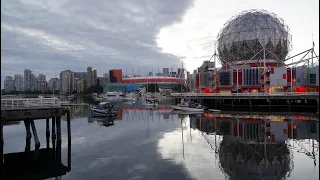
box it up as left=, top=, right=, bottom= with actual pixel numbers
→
left=1, top=0, right=194, bottom=86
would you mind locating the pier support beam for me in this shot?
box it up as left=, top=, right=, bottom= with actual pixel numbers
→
left=269, top=100, right=271, bottom=111
left=24, top=120, right=31, bottom=152
left=231, top=100, right=234, bottom=109
left=56, top=116, right=62, bottom=142
left=249, top=99, right=252, bottom=111
left=67, top=110, right=72, bottom=171
left=30, top=120, right=40, bottom=149
left=52, top=116, right=56, bottom=157
left=0, top=118, right=3, bottom=179
left=288, top=100, right=291, bottom=112
left=46, top=118, right=50, bottom=148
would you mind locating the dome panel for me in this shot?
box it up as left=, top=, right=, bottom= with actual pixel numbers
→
left=217, top=9, right=292, bottom=65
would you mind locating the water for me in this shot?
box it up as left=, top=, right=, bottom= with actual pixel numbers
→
left=2, top=97, right=319, bottom=180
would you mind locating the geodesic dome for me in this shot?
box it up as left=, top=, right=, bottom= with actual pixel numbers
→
left=216, top=9, right=292, bottom=65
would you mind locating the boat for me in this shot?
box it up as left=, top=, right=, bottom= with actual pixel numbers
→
left=91, top=103, right=117, bottom=117
left=142, top=98, right=159, bottom=107
left=67, top=94, right=75, bottom=99
left=38, top=94, right=44, bottom=98
left=170, top=110, right=203, bottom=115
left=121, top=93, right=136, bottom=102
left=170, top=99, right=204, bottom=112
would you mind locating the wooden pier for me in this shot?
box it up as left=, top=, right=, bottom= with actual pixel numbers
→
left=1, top=98, right=72, bottom=179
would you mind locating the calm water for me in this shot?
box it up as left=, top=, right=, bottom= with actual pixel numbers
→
left=2, top=97, right=319, bottom=180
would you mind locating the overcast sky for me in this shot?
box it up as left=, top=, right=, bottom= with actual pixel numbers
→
left=1, top=0, right=319, bottom=87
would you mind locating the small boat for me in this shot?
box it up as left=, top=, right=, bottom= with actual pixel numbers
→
left=67, top=94, right=75, bottom=99
left=38, top=94, right=44, bottom=98
left=142, top=99, right=158, bottom=107
left=122, top=93, right=136, bottom=102
left=208, top=109, right=221, bottom=112
left=170, top=99, right=204, bottom=112
left=91, top=103, right=117, bottom=117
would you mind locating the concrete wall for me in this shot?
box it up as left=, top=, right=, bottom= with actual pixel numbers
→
left=270, top=67, right=287, bottom=86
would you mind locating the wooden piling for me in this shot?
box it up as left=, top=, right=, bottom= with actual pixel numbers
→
left=56, top=116, right=61, bottom=142
left=0, top=118, right=3, bottom=180
left=30, top=120, right=40, bottom=148
left=67, top=110, right=71, bottom=171
left=46, top=118, right=50, bottom=148
left=24, top=120, right=31, bottom=152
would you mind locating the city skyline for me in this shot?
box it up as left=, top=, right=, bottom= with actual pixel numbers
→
left=1, top=0, right=319, bottom=88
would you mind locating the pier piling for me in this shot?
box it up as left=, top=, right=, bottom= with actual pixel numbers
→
left=67, top=110, right=71, bottom=170
left=46, top=118, right=50, bottom=148
left=30, top=120, right=40, bottom=148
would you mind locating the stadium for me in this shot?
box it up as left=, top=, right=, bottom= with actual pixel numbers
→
left=122, top=76, right=184, bottom=88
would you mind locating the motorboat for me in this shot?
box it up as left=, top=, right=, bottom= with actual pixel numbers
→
left=67, top=94, right=75, bottom=99
left=170, top=99, right=204, bottom=112
left=91, top=102, right=117, bottom=117
left=142, top=98, right=159, bottom=108
left=38, top=94, right=44, bottom=98
left=122, top=93, right=136, bottom=102
left=170, top=110, right=203, bottom=115
left=170, top=99, right=189, bottom=110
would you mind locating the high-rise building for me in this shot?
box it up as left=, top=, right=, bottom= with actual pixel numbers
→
left=60, top=70, right=74, bottom=93
left=48, top=78, right=60, bottom=91
left=74, top=72, right=87, bottom=89
left=198, top=61, right=215, bottom=72
left=4, top=76, right=15, bottom=92
left=87, top=67, right=97, bottom=88
left=163, top=68, right=169, bottom=76
left=103, top=72, right=109, bottom=83
left=109, top=69, right=122, bottom=83
left=24, top=69, right=32, bottom=91
left=30, top=73, right=37, bottom=91
left=14, top=74, right=23, bottom=92
left=37, top=74, right=46, bottom=81
left=36, top=80, right=47, bottom=92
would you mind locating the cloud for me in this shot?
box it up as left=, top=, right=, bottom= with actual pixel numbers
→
left=1, top=0, right=194, bottom=86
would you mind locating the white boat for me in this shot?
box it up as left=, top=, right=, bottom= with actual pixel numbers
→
left=38, top=94, right=44, bottom=98
left=170, top=99, right=204, bottom=112
left=142, top=99, right=158, bottom=107
left=122, top=93, right=136, bottom=102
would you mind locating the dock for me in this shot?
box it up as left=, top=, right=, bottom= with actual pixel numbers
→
left=170, top=92, right=319, bottom=112
left=1, top=98, right=72, bottom=179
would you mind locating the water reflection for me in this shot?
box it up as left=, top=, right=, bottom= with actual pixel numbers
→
left=3, top=128, right=72, bottom=180
left=2, top=100, right=318, bottom=179
left=173, top=113, right=319, bottom=180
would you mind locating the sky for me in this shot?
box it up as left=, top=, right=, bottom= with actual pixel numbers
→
left=1, top=0, right=319, bottom=87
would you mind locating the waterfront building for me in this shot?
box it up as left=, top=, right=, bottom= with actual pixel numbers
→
left=109, top=69, right=123, bottom=83
left=60, top=70, right=74, bottom=93
left=86, top=67, right=97, bottom=88
left=195, top=9, right=319, bottom=93
left=4, top=76, right=15, bottom=92
left=14, top=74, right=23, bottom=92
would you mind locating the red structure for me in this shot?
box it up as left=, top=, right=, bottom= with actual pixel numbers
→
left=109, top=69, right=123, bottom=83
left=122, top=77, right=183, bottom=83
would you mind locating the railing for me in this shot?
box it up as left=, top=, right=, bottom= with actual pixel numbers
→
left=170, top=92, right=319, bottom=97
left=1, top=98, right=63, bottom=109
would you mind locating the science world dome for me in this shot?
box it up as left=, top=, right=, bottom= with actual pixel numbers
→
left=216, top=9, right=292, bottom=65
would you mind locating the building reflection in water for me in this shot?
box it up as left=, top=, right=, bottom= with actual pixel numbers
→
left=189, top=113, right=319, bottom=180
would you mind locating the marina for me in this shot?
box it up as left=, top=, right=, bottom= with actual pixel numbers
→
left=1, top=100, right=318, bottom=179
